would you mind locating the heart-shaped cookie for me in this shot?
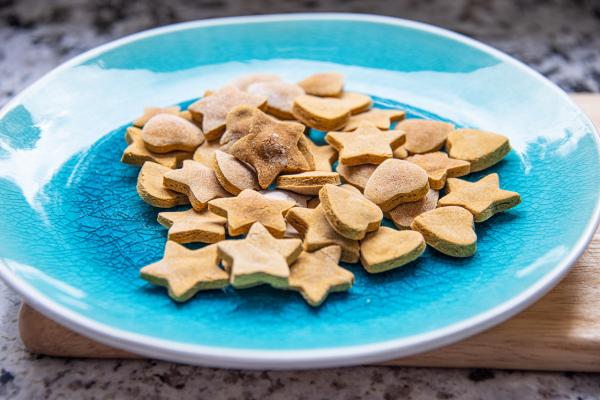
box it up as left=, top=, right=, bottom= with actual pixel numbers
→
left=360, top=227, right=426, bottom=273
left=410, top=206, right=477, bottom=257
left=446, top=129, right=511, bottom=172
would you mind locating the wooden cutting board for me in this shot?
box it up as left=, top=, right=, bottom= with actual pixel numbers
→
left=17, top=94, right=600, bottom=371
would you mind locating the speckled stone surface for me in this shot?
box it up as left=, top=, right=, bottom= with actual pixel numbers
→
left=1, top=1, right=600, bottom=398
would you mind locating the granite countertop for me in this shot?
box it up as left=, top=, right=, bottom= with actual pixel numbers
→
left=1, top=1, right=600, bottom=399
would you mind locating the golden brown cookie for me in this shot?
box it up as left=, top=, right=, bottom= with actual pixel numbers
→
left=326, top=125, right=405, bottom=166
left=275, top=171, right=341, bottom=195
left=393, top=146, right=408, bottom=159
left=438, top=173, right=521, bottom=222
left=247, top=81, right=305, bottom=120
left=288, top=245, right=354, bottom=306
left=157, top=208, right=227, bottom=244
left=209, top=189, right=295, bottom=237
left=212, top=150, right=259, bottom=195
left=319, top=183, right=382, bottom=240
left=122, top=127, right=191, bottom=169
left=360, top=227, right=426, bottom=273
left=136, top=161, right=189, bottom=208
left=292, top=92, right=372, bottom=131
left=140, top=242, right=228, bottom=302
left=342, top=109, right=406, bottom=131
left=133, top=106, right=181, bottom=127
left=217, top=222, right=301, bottom=289
left=192, top=139, right=221, bottom=169
left=446, top=129, right=511, bottom=172
left=141, top=113, right=204, bottom=153
left=219, top=105, right=266, bottom=151
left=297, top=72, right=344, bottom=97
left=229, top=114, right=312, bottom=189
left=230, top=73, right=281, bottom=91
left=363, top=159, right=430, bottom=211
left=286, top=206, right=360, bottom=263
left=304, top=138, right=337, bottom=171
left=406, top=151, right=470, bottom=190
left=386, top=189, right=439, bottom=230
left=411, top=206, right=477, bottom=257
left=335, top=163, right=377, bottom=192
left=163, top=160, right=230, bottom=211
left=188, top=86, right=267, bottom=140
left=396, top=119, right=454, bottom=154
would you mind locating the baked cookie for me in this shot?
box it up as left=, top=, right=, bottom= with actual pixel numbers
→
left=286, top=205, right=360, bottom=263
left=275, top=171, right=341, bottom=195
left=247, top=81, right=305, bottom=120
left=136, top=161, right=188, bottom=208
left=298, top=72, right=344, bottom=97
left=446, top=129, right=511, bottom=172
left=141, top=113, right=204, bottom=153
left=438, top=173, right=521, bottom=222
left=157, top=208, right=227, bottom=244
left=217, top=222, right=301, bottom=289
left=208, top=189, right=295, bottom=237
left=122, top=127, right=191, bottom=169
left=133, top=106, right=181, bottom=127
left=342, top=109, right=406, bottom=131
left=292, top=92, right=372, bottom=131
left=335, top=163, right=377, bottom=192
left=212, top=150, right=259, bottom=195
left=360, top=227, right=426, bottom=273
left=396, top=119, right=454, bottom=154
left=163, top=160, right=229, bottom=211
left=326, top=125, right=405, bottom=166
left=188, top=86, right=267, bottom=140
left=305, top=139, right=337, bottom=171
left=406, top=151, right=470, bottom=190
left=386, top=189, right=439, bottom=230
left=192, top=139, right=221, bottom=169
left=319, top=183, right=382, bottom=240
left=288, top=245, right=354, bottom=307
left=140, top=242, right=228, bottom=302
left=411, top=206, right=477, bottom=257
left=363, top=159, right=430, bottom=211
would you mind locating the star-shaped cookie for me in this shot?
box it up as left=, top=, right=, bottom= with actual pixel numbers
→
left=342, top=109, right=406, bottom=131
left=288, top=245, right=354, bottom=307
left=121, top=127, right=191, bottom=169
left=406, top=151, right=470, bottom=190
left=217, top=223, right=302, bottom=289
left=438, top=173, right=521, bottom=222
left=229, top=114, right=312, bottom=188
left=157, top=208, right=227, bottom=244
left=163, top=160, right=230, bottom=211
left=305, top=139, right=337, bottom=171
left=208, top=189, right=296, bottom=237
left=285, top=205, right=360, bottom=263
left=140, top=242, right=229, bottom=302
left=187, top=86, right=267, bottom=140
left=326, top=125, right=405, bottom=166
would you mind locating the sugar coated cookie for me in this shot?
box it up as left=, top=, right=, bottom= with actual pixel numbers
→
left=188, top=86, right=267, bottom=140
left=397, top=119, right=454, bottom=154
left=157, top=208, right=227, bottom=244
left=319, top=184, right=382, bottom=240
left=288, top=245, right=354, bottom=306
left=140, top=242, right=228, bottom=302
left=360, top=227, right=426, bottom=273
left=217, top=223, right=301, bottom=289
left=213, top=150, right=259, bottom=195
left=411, top=206, right=477, bottom=257
left=438, top=173, right=521, bottom=222
left=209, top=189, right=295, bottom=237
left=136, top=161, right=188, bottom=208
left=326, top=125, right=405, bottom=166
left=386, top=189, right=439, bottom=230
left=275, top=171, right=341, bottom=195
left=298, top=72, right=344, bottom=97
left=122, top=127, right=191, bottom=169
left=364, top=159, right=430, bottom=211
left=286, top=206, right=360, bottom=263
left=406, top=151, right=470, bottom=190
left=446, top=129, right=511, bottom=172
left=163, top=160, right=229, bottom=211
left=247, top=81, right=305, bottom=120
left=141, top=113, right=204, bottom=153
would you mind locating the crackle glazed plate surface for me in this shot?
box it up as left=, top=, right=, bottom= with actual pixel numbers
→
left=0, top=14, right=599, bottom=369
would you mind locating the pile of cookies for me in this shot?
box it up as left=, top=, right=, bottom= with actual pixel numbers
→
left=121, top=72, right=521, bottom=306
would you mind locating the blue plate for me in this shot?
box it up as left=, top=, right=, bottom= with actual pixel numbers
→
left=0, top=14, right=598, bottom=369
